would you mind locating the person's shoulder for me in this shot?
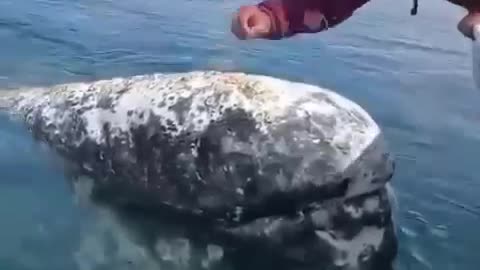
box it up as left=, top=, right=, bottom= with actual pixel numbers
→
left=446, top=0, right=478, bottom=10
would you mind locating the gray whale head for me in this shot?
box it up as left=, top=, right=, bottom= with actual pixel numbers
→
left=0, top=70, right=397, bottom=270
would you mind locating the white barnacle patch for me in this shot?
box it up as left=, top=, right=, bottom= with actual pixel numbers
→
left=300, top=100, right=337, bottom=116
left=233, top=206, right=243, bottom=222
left=344, top=204, right=363, bottom=219
left=154, top=238, right=191, bottom=266
left=207, top=244, right=224, bottom=262
left=315, top=226, right=385, bottom=268
left=235, top=188, right=244, bottom=196
left=220, top=136, right=255, bottom=156
left=201, top=244, right=224, bottom=268
left=311, top=209, right=330, bottom=227
left=363, top=197, right=380, bottom=214
left=274, top=169, right=290, bottom=191
left=1, top=71, right=379, bottom=152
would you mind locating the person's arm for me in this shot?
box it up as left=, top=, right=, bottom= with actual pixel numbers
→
left=231, top=0, right=370, bottom=40
left=447, top=0, right=480, bottom=10
left=449, top=0, right=480, bottom=40
left=258, top=0, right=370, bottom=39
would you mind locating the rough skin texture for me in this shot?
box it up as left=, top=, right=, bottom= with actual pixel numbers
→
left=0, top=71, right=397, bottom=270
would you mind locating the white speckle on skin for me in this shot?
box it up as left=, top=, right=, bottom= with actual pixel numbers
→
left=154, top=238, right=191, bottom=266
left=233, top=206, right=243, bottom=222
left=364, top=197, right=380, bottom=213
left=206, top=244, right=224, bottom=261
left=311, top=209, right=330, bottom=227
left=1, top=71, right=379, bottom=163
left=315, top=226, right=385, bottom=268
left=236, top=188, right=244, bottom=196
left=344, top=204, right=363, bottom=219
left=301, top=101, right=337, bottom=116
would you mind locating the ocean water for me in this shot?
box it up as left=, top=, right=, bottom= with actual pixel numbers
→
left=0, top=0, right=479, bottom=269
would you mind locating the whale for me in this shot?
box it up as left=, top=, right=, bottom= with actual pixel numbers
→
left=0, top=71, right=397, bottom=270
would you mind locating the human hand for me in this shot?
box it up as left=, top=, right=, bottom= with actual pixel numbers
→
left=231, top=5, right=273, bottom=40
left=458, top=11, right=480, bottom=40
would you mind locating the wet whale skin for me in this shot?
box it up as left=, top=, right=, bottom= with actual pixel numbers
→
left=0, top=71, right=397, bottom=270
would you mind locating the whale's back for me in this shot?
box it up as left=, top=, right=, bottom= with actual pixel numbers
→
left=1, top=71, right=387, bottom=212
left=0, top=71, right=397, bottom=270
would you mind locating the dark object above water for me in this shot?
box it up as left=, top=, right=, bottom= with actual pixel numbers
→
left=0, top=71, right=397, bottom=270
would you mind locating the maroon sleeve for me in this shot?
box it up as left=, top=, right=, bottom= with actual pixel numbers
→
left=257, top=0, right=370, bottom=39
left=447, top=0, right=480, bottom=11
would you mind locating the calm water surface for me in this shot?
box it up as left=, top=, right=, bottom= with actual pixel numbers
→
left=0, top=0, right=479, bottom=269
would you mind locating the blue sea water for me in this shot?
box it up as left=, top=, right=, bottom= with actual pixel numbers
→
left=0, top=0, right=479, bottom=269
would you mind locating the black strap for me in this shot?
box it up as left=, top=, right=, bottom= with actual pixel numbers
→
left=411, top=0, right=419, bottom=15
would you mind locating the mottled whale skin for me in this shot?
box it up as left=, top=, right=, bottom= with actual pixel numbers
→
left=0, top=71, right=396, bottom=270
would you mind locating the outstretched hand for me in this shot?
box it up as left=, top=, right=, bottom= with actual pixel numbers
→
left=231, top=5, right=272, bottom=40
left=458, top=11, right=480, bottom=40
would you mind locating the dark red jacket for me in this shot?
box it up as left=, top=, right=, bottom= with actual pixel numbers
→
left=257, top=0, right=370, bottom=39
left=257, top=0, right=480, bottom=39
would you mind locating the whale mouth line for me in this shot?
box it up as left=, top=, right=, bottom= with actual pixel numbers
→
left=90, top=175, right=352, bottom=226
